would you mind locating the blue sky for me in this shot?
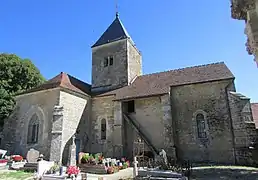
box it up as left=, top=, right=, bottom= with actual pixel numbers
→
left=1, top=1, right=257, bottom=102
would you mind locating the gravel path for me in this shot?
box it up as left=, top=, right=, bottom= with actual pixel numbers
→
left=190, top=166, right=258, bottom=180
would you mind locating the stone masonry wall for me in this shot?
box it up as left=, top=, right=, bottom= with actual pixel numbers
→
left=2, top=88, right=60, bottom=159
left=161, top=94, right=176, bottom=158
left=91, top=96, right=115, bottom=157
left=76, top=98, right=92, bottom=153
left=229, top=92, right=257, bottom=165
left=91, top=40, right=128, bottom=90
left=127, top=40, right=142, bottom=84
left=59, top=90, right=88, bottom=161
left=170, top=80, right=235, bottom=164
left=130, top=96, right=164, bottom=151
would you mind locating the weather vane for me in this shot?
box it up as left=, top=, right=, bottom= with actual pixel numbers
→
left=115, top=0, right=119, bottom=17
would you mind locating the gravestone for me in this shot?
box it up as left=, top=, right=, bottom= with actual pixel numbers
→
left=26, top=149, right=40, bottom=163
left=0, top=149, right=7, bottom=159
left=159, top=149, right=168, bottom=166
left=133, top=156, right=139, bottom=178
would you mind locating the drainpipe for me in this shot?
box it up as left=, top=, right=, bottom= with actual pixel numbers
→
left=225, top=80, right=237, bottom=165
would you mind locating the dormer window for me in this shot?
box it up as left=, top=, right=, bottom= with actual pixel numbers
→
left=104, top=56, right=114, bottom=67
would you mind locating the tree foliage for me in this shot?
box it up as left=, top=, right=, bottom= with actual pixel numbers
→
left=0, top=53, right=45, bottom=122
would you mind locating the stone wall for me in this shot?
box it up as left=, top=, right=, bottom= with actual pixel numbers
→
left=2, top=88, right=60, bottom=159
left=91, top=40, right=128, bottom=91
left=127, top=40, right=142, bottom=84
left=130, top=97, right=164, bottom=151
left=76, top=98, right=92, bottom=153
left=170, top=80, right=235, bottom=164
left=91, top=96, right=115, bottom=157
left=91, top=39, right=142, bottom=92
left=59, top=90, right=88, bottom=163
left=228, top=92, right=257, bottom=165
left=161, top=94, right=176, bottom=158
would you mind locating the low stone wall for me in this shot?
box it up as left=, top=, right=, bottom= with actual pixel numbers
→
left=78, top=163, right=106, bottom=174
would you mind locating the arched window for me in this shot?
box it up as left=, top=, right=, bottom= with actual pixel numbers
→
left=27, top=114, right=39, bottom=144
left=101, top=119, right=107, bottom=140
left=196, top=113, right=207, bottom=139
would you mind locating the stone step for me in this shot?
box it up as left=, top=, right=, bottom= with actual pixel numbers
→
left=24, top=162, right=38, bottom=167
left=138, top=169, right=184, bottom=179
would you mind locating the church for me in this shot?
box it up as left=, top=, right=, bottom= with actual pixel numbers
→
left=2, top=13, right=258, bottom=166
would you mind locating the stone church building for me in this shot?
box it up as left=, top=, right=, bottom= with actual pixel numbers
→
left=2, top=14, right=258, bottom=165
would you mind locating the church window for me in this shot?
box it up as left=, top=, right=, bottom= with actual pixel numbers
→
left=196, top=113, right=207, bottom=139
left=27, top=114, right=39, bottom=144
left=104, top=56, right=114, bottom=67
left=104, top=57, right=108, bottom=67
left=109, top=56, right=113, bottom=65
left=101, top=118, right=107, bottom=140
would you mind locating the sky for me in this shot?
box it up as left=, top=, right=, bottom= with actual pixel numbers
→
left=1, top=0, right=257, bottom=102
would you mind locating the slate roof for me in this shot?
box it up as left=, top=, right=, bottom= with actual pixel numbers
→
left=97, top=62, right=235, bottom=100
left=92, top=14, right=132, bottom=48
left=251, top=103, right=258, bottom=128
left=17, top=72, right=91, bottom=96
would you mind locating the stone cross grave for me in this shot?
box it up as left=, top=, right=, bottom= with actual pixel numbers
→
left=26, top=148, right=40, bottom=163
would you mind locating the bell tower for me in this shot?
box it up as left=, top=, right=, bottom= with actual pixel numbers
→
left=91, top=13, right=142, bottom=93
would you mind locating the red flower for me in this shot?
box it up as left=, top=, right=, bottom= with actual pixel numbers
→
left=12, top=155, right=23, bottom=162
left=67, top=166, right=80, bottom=175
left=0, top=159, right=7, bottom=164
left=126, top=161, right=130, bottom=167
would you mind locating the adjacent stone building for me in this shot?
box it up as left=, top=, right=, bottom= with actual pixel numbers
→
left=2, top=13, right=258, bottom=165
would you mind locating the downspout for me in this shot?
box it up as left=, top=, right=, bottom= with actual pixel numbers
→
left=225, top=79, right=237, bottom=165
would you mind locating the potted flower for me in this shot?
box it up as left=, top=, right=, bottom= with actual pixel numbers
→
left=49, top=163, right=60, bottom=174
left=98, top=156, right=104, bottom=164
left=88, top=155, right=94, bottom=164
left=0, top=159, right=8, bottom=167
left=67, top=166, right=80, bottom=178
left=81, top=154, right=89, bottom=164
left=113, top=166, right=119, bottom=173
left=122, top=161, right=130, bottom=169
left=121, top=157, right=126, bottom=163
left=12, top=155, right=23, bottom=162
left=106, top=166, right=114, bottom=174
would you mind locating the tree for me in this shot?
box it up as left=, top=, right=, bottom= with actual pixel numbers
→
left=0, top=89, right=15, bottom=127
left=0, top=53, right=45, bottom=123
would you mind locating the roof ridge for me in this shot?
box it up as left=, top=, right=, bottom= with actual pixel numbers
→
left=67, top=74, right=91, bottom=87
left=139, top=62, right=225, bottom=78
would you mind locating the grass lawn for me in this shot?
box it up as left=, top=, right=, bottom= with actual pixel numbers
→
left=0, top=170, right=33, bottom=180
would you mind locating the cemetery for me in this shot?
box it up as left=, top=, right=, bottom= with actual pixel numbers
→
left=0, top=144, right=191, bottom=180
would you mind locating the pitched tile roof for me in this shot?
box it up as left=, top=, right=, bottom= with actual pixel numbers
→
left=92, top=15, right=132, bottom=48
left=97, top=62, right=234, bottom=100
left=17, top=72, right=91, bottom=96
left=251, top=103, right=258, bottom=128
